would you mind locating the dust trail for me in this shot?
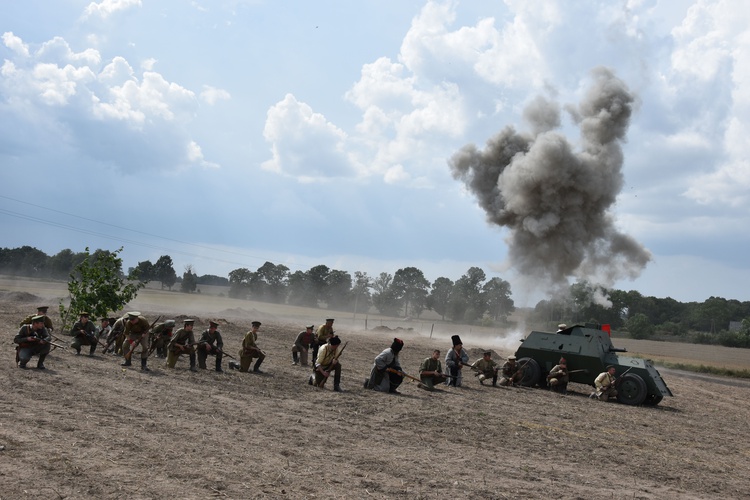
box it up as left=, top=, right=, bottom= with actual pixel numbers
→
left=450, top=67, right=651, bottom=294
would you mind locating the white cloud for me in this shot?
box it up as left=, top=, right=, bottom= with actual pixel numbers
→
left=187, top=140, right=219, bottom=169
left=83, top=0, right=142, bottom=20
left=200, top=85, right=231, bottom=105
left=261, top=93, right=360, bottom=180
left=2, top=32, right=29, bottom=57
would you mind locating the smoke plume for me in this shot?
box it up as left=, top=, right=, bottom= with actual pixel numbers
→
left=450, top=67, right=651, bottom=293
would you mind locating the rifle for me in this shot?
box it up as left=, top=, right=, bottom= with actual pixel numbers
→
left=124, top=315, right=160, bottom=360
left=386, top=367, right=425, bottom=389
left=596, top=367, right=632, bottom=395
left=316, top=341, right=347, bottom=388
left=103, top=329, right=124, bottom=354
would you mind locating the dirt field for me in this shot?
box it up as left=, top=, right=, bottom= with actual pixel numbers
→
left=2, top=287, right=750, bottom=500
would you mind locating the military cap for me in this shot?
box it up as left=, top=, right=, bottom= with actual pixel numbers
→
left=451, top=335, right=463, bottom=346
left=164, top=320, right=176, bottom=327
left=37, top=306, right=49, bottom=312
left=100, top=317, right=109, bottom=322
left=606, top=365, right=615, bottom=370
left=558, top=323, right=567, bottom=329
left=507, top=355, right=516, bottom=361
left=127, top=311, right=141, bottom=319
left=559, top=357, right=567, bottom=364
left=391, top=338, right=404, bottom=352
left=251, top=321, right=261, bottom=327
left=325, top=318, right=335, bottom=322
left=483, top=350, right=492, bottom=356
left=31, top=315, right=45, bottom=323
left=209, top=320, right=219, bottom=327
left=330, top=335, right=341, bottom=346
left=108, top=317, right=117, bottom=324
left=80, top=312, right=90, bottom=317
left=184, top=319, right=195, bottom=325
left=306, top=324, right=314, bottom=330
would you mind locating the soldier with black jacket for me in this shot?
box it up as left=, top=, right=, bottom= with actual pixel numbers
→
left=14, top=315, right=52, bottom=369
left=197, top=320, right=224, bottom=372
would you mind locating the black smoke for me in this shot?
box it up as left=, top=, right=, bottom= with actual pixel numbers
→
left=450, top=67, right=651, bottom=293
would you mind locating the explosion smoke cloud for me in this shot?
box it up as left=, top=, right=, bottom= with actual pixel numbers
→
left=450, top=67, right=651, bottom=292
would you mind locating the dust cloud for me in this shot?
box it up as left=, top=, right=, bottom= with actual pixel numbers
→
left=450, top=67, right=651, bottom=297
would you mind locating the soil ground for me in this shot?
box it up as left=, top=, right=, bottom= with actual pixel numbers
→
left=1, top=287, right=749, bottom=500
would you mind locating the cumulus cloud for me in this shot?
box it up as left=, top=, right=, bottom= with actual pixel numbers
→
left=82, top=0, right=142, bottom=20
left=2, top=32, right=29, bottom=57
left=0, top=32, right=214, bottom=173
left=261, top=94, right=360, bottom=180
left=200, top=85, right=231, bottom=105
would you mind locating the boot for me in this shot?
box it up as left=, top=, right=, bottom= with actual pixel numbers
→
left=215, top=357, right=223, bottom=373
left=189, top=353, right=197, bottom=372
left=140, top=358, right=150, bottom=372
left=334, top=384, right=343, bottom=393
left=75, top=347, right=81, bottom=356
left=37, top=354, right=47, bottom=370
left=89, top=345, right=96, bottom=356
left=121, top=356, right=132, bottom=367
left=253, top=358, right=264, bottom=373
left=292, top=351, right=299, bottom=365
left=19, top=359, right=28, bottom=369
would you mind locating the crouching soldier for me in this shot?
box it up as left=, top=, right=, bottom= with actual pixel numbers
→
left=310, top=335, right=344, bottom=392
left=419, top=350, right=447, bottom=390
left=365, top=338, right=404, bottom=394
left=150, top=319, right=176, bottom=358
left=547, top=357, right=570, bottom=394
left=70, top=312, right=98, bottom=356
left=239, top=321, right=265, bottom=373
left=197, top=320, right=224, bottom=372
left=292, top=324, right=315, bottom=366
left=470, top=350, right=499, bottom=386
left=498, top=356, right=523, bottom=386
left=121, top=312, right=152, bottom=371
left=14, top=315, right=52, bottom=369
left=592, top=365, right=618, bottom=401
left=167, top=319, right=197, bottom=372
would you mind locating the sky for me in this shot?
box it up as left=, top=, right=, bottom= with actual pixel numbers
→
left=1, top=0, right=749, bottom=306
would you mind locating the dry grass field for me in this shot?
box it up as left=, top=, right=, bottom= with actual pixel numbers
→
left=2, top=277, right=750, bottom=499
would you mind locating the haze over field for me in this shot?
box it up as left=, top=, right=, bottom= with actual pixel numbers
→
left=2, top=1, right=749, bottom=303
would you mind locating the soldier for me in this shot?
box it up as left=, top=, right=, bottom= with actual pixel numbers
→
left=312, top=318, right=334, bottom=362
left=97, top=317, right=111, bottom=341
left=547, top=357, right=570, bottom=394
left=20, top=305, right=54, bottom=332
left=239, top=321, right=265, bottom=373
left=310, top=335, right=343, bottom=392
left=104, top=316, right=126, bottom=355
left=197, top=320, right=224, bottom=372
left=498, top=356, right=524, bottom=386
left=150, top=319, right=176, bottom=358
left=121, top=311, right=152, bottom=371
left=167, top=319, right=197, bottom=371
left=419, top=349, right=447, bottom=390
left=292, top=324, right=315, bottom=366
left=592, top=365, right=618, bottom=401
left=14, top=315, right=52, bottom=369
left=445, top=335, right=469, bottom=387
left=470, top=350, right=500, bottom=386
left=556, top=323, right=567, bottom=333
left=70, top=312, right=98, bottom=356
left=365, top=338, right=404, bottom=393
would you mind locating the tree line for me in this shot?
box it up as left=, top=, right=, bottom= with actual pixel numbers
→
left=3, top=246, right=750, bottom=347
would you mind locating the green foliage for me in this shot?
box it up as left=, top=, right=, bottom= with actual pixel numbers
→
left=58, top=247, right=146, bottom=333
left=626, top=313, right=654, bottom=339
left=181, top=265, right=197, bottom=293
left=153, top=255, right=177, bottom=290
left=427, top=277, right=453, bottom=320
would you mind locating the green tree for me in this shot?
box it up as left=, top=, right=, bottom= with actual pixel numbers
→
left=153, top=255, right=177, bottom=290
left=427, top=277, right=453, bottom=320
left=181, top=265, right=197, bottom=293
left=451, top=267, right=487, bottom=322
left=351, top=271, right=372, bottom=314
left=228, top=267, right=253, bottom=299
left=326, top=269, right=353, bottom=310
left=483, top=277, right=515, bottom=322
left=372, top=272, right=401, bottom=316
left=134, top=260, right=155, bottom=282
left=58, top=247, right=146, bottom=332
left=626, top=313, right=653, bottom=340
left=391, top=267, right=430, bottom=318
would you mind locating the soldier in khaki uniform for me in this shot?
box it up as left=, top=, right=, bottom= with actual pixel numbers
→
left=419, top=350, right=447, bottom=390
left=547, top=357, right=570, bottom=394
left=498, top=356, right=523, bottom=386
left=197, top=320, right=224, bottom=372
left=70, top=312, right=98, bottom=356
left=166, top=319, right=197, bottom=371
left=292, top=325, right=315, bottom=366
left=121, top=311, right=152, bottom=371
left=592, top=365, right=618, bottom=401
left=150, top=320, right=176, bottom=358
left=239, top=321, right=265, bottom=373
left=310, top=335, right=343, bottom=392
left=14, top=315, right=52, bottom=369
left=104, top=316, right=126, bottom=355
left=20, top=306, right=54, bottom=332
left=470, top=350, right=500, bottom=386
left=98, top=317, right=111, bottom=341
left=312, top=318, right=334, bottom=363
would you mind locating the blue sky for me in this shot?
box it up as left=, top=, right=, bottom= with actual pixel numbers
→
left=1, top=0, right=749, bottom=305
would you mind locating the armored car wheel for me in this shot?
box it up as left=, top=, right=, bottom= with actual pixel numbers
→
left=616, top=373, right=647, bottom=405
left=643, top=393, right=663, bottom=406
left=517, top=357, right=541, bottom=387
